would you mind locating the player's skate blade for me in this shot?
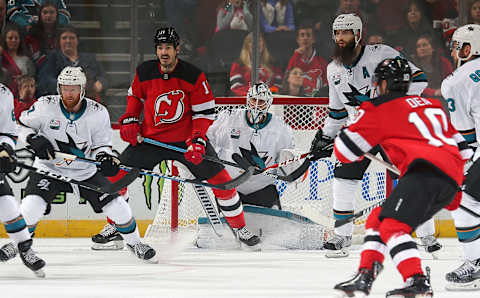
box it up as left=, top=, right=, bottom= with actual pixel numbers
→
left=235, top=227, right=261, bottom=251
left=91, top=224, right=124, bottom=251
left=386, top=268, right=433, bottom=298
left=445, top=260, right=480, bottom=291
left=91, top=240, right=124, bottom=251
left=127, top=242, right=158, bottom=264
left=18, top=240, right=46, bottom=278
left=324, top=234, right=351, bottom=258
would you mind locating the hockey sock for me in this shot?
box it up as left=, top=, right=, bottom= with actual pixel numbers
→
left=333, top=178, right=359, bottom=236
left=209, top=170, right=245, bottom=228
left=415, top=217, right=435, bottom=238
left=102, top=197, right=140, bottom=244
left=0, top=195, right=30, bottom=244
left=115, top=218, right=140, bottom=245
left=20, top=195, right=47, bottom=231
left=359, top=207, right=387, bottom=270
left=451, top=193, right=480, bottom=261
left=380, top=218, right=423, bottom=281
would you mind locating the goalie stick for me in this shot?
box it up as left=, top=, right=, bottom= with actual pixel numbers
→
left=54, top=152, right=253, bottom=190
left=15, top=161, right=139, bottom=194
left=140, top=137, right=309, bottom=182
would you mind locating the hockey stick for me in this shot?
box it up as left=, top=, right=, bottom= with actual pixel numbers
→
left=54, top=152, right=253, bottom=190
left=15, top=161, right=139, bottom=194
left=140, top=137, right=308, bottom=182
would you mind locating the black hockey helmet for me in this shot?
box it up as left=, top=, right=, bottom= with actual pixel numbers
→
left=373, top=57, right=412, bottom=93
left=154, top=27, right=180, bottom=48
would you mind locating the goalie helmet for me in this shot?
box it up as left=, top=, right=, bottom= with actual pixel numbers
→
left=451, top=24, right=480, bottom=67
left=57, top=66, right=87, bottom=100
left=332, top=14, right=362, bottom=47
left=246, top=82, right=273, bottom=126
left=154, top=27, right=180, bottom=48
left=373, top=57, right=411, bottom=93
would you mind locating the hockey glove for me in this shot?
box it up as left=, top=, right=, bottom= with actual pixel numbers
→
left=119, top=113, right=141, bottom=146
left=310, top=130, right=334, bottom=161
left=96, top=152, right=121, bottom=177
left=0, top=143, right=16, bottom=173
left=26, top=134, right=55, bottom=160
left=185, top=137, right=206, bottom=165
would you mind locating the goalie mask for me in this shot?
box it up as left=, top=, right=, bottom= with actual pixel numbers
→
left=246, top=82, right=273, bottom=126
left=332, top=14, right=363, bottom=47
left=451, top=24, right=480, bottom=68
left=57, top=66, right=87, bottom=101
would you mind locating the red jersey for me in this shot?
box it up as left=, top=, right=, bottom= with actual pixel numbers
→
left=229, top=62, right=282, bottom=96
left=126, top=59, right=215, bottom=142
left=334, top=92, right=471, bottom=186
left=287, top=49, right=328, bottom=95
left=14, top=97, right=36, bottom=121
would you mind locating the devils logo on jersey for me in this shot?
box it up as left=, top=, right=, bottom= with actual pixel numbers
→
left=154, top=90, right=185, bottom=125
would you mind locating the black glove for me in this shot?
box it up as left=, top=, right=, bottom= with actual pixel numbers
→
left=310, top=130, right=334, bottom=161
left=0, top=143, right=16, bottom=173
left=96, top=152, right=120, bottom=177
left=26, top=134, right=55, bottom=160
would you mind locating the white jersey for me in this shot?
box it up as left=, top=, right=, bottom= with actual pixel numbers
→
left=18, top=95, right=113, bottom=181
left=207, top=109, right=294, bottom=195
left=441, top=58, right=480, bottom=151
left=0, top=84, right=17, bottom=149
left=323, top=44, right=428, bottom=138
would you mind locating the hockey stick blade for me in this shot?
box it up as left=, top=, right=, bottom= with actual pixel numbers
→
left=273, top=158, right=311, bottom=182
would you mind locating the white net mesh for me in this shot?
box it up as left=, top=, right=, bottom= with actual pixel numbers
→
left=144, top=99, right=388, bottom=245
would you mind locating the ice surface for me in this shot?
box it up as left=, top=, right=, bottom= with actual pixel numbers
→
left=0, top=238, right=475, bottom=297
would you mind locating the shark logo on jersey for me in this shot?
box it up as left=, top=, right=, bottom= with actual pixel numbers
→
left=343, top=83, right=372, bottom=106
left=153, top=90, right=185, bottom=125
left=55, top=133, right=88, bottom=163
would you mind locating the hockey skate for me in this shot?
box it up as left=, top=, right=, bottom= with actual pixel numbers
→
left=445, top=259, right=480, bottom=291
left=235, top=227, right=261, bottom=251
left=324, top=234, right=352, bottom=258
left=18, top=239, right=46, bottom=278
left=127, top=242, right=157, bottom=263
left=386, top=267, right=433, bottom=297
left=91, top=223, right=124, bottom=250
left=419, top=235, right=442, bottom=258
left=0, top=242, right=17, bottom=262
left=333, top=261, right=383, bottom=297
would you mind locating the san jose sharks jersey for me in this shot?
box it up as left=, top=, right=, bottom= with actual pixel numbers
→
left=207, top=109, right=294, bottom=195
left=441, top=57, right=480, bottom=154
left=7, top=0, right=71, bottom=27
left=323, top=44, right=428, bottom=138
left=0, top=84, right=17, bottom=149
left=18, top=95, right=113, bottom=181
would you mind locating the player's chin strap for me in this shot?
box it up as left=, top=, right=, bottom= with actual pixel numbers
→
left=14, top=160, right=139, bottom=195
left=335, top=153, right=480, bottom=228
left=139, top=137, right=309, bottom=182
left=54, top=151, right=253, bottom=190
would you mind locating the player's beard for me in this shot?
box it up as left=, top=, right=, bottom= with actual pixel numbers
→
left=333, top=39, right=357, bottom=65
left=160, top=53, right=177, bottom=71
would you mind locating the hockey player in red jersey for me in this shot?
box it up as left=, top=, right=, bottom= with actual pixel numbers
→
left=332, top=57, right=472, bottom=297
left=101, top=27, right=261, bottom=250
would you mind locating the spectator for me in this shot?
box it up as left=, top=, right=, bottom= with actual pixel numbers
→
left=279, top=66, right=305, bottom=96
left=260, top=0, right=295, bottom=33
left=411, top=34, right=452, bottom=97
left=25, top=2, right=60, bottom=68
left=469, top=0, right=480, bottom=24
left=7, top=0, right=70, bottom=32
left=286, top=22, right=327, bottom=96
left=366, top=0, right=409, bottom=33
left=391, top=0, right=439, bottom=56
left=367, top=32, right=384, bottom=45
left=13, top=74, right=36, bottom=120
left=0, top=24, right=35, bottom=97
left=216, top=0, right=253, bottom=32
left=229, top=33, right=282, bottom=96
left=37, top=26, right=107, bottom=101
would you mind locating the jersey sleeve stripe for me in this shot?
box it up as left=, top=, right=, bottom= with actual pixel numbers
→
left=342, top=129, right=372, bottom=154
left=335, top=134, right=360, bottom=162
left=453, top=133, right=474, bottom=160
left=192, top=100, right=215, bottom=112
left=328, top=108, right=348, bottom=120
left=192, top=113, right=216, bottom=121
left=458, top=128, right=476, bottom=144
left=412, top=71, right=428, bottom=82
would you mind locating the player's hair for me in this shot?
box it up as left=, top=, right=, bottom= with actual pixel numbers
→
left=56, top=25, right=79, bottom=45
left=29, top=2, right=59, bottom=40
left=239, top=33, right=274, bottom=77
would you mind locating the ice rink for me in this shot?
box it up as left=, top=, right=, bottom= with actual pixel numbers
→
left=0, top=237, right=476, bottom=298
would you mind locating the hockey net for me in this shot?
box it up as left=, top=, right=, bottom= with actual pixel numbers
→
left=144, top=97, right=391, bottom=245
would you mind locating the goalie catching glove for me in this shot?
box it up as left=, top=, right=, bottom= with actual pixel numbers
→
left=95, top=152, right=121, bottom=177
left=185, top=135, right=207, bottom=165
left=0, top=143, right=16, bottom=173
left=310, top=130, right=334, bottom=161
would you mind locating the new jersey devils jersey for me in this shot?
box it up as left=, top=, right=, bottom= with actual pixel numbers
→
left=334, top=92, right=471, bottom=185
left=207, top=109, right=294, bottom=194
left=18, top=96, right=114, bottom=181
left=0, top=84, right=17, bottom=149
left=323, top=44, right=428, bottom=138
left=128, top=59, right=215, bottom=142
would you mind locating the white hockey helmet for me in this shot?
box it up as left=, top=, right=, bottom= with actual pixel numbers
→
left=246, top=82, right=273, bottom=126
left=332, top=13, right=363, bottom=47
left=57, top=66, right=87, bottom=100
left=452, top=24, right=480, bottom=67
